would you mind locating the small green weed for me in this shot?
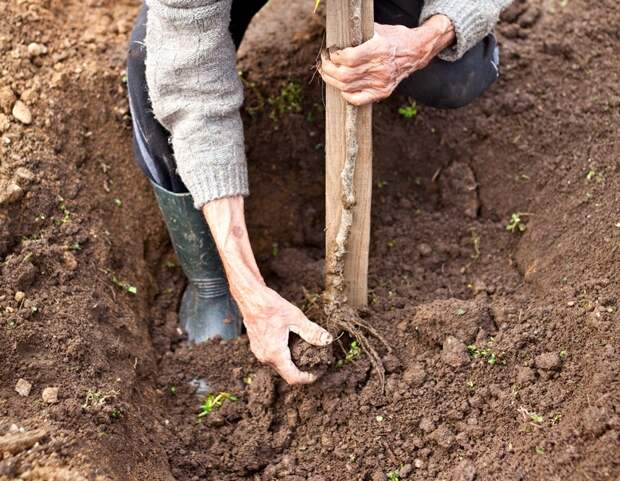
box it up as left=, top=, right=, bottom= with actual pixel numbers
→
left=398, top=99, right=418, bottom=119
left=506, top=213, right=527, bottom=233
left=268, top=81, right=302, bottom=121
left=110, top=408, right=122, bottom=419
left=519, top=406, right=544, bottom=425
left=114, top=198, right=123, bottom=207
left=467, top=344, right=499, bottom=365
left=169, top=386, right=177, bottom=396
left=198, top=392, right=239, bottom=418
left=112, top=275, right=137, bottom=295
left=83, top=389, right=119, bottom=410
left=56, top=197, right=71, bottom=225
left=387, top=469, right=401, bottom=481
left=336, top=340, right=361, bottom=367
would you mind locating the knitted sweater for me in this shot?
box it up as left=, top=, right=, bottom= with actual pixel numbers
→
left=144, top=0, right=511, bottom=208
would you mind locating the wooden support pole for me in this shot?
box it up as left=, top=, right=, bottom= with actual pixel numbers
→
left=325, top=0, right=373, bottom=308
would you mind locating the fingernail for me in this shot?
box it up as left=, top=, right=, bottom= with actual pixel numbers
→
left=320, top=331, right=333, bottom=345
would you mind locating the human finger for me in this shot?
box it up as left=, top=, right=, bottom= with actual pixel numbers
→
left=273, top=352, right=317, bottom=385
left=330, top=37, right=377, bottom=67
left=289, top=314, right=333, bottom=347
left=342, top=89, right=384, bottom=106
left=320, top=70, right=382, bottom=93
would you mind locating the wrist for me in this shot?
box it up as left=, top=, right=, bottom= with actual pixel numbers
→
left=411, top=14, right=455, bottom=63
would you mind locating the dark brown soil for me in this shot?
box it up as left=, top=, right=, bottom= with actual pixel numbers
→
left=1, top=0, right=619, bottom=480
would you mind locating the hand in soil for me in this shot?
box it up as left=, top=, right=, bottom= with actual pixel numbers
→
left=319, top=16, right=454, bottom=106
left=241, top=285, right=333, bottom=384
left=202, top=196, right=333, bottom=384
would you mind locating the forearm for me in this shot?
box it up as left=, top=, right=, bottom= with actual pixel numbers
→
left=415, top=14, right=455, bottom=63
left=202, top=196, right=265, bottom=304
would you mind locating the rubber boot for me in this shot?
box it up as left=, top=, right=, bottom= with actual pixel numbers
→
left=151, top=181, right=242, bottom=342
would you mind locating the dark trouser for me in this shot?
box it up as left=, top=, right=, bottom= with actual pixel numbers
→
left=127, top=0, right=499, bottom=193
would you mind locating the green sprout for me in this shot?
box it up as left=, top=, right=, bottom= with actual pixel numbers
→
left=56, top=197, right=71, bottom=225
left=529, top=412, right=544, bottom=424
left=110, top=408, right=122, bottom=419
left=83, top=389, right=119, bottom=409
left=268, top=81, right=302, bottom=121
left=111, top=275, right=137, bottom=295
left=387, top=240, right=396, bottom=248
left=169, top=386, right=177, bottom=396
left=456, top=307, right=467, bottom=316
left=535, top=447, right=545, bottom=455
left=387, top=469, right=401, bottom=481
left=271, top=242, right=279, bottom=257
left=114, top=198, right=123, bottom=207
left=336, top=340, right=361, bottom=367
left=559, top=350, right=568, bottom=360
left=467, top=344, right=498, bottom=365
left=398, top=99, right=418, bottom=119
left=198, top=392, right=239, bottom=418
left=506, top=213, right=527, bottom=233
left=551, top=413, right=562, bottom=425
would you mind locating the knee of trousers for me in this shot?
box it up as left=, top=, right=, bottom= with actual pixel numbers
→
left=396, top=37, right=500, bottom=110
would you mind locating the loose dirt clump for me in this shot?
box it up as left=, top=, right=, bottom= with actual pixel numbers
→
left=2, top=0, right=619, bottom=480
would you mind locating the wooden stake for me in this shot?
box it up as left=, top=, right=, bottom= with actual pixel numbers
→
left=325, top=0, right=373, bottom=307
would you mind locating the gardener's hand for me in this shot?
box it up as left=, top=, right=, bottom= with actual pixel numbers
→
left=203, top=196, right=333, bottom=385
left=319, top=15, right=455, bottom=106
left=239, top=285, right=333, bottom=384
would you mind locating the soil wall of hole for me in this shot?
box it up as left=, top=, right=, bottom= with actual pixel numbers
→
left=0, top=0, right=618, bottom=480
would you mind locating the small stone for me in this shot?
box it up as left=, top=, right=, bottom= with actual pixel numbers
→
left=399, top=464, right=413, bottom=478
left=567, top=300, right=576, bottom=307
left=534, top=352, right=561, bottom=370
left=516, top=366, right=536, bottom=384
left=441, top=336, right=470, bottom=368
left=12, top=100, right=32, bottom=125
left=419, top=417, right=436, bottom=433
left=63, top=251, right=78, bottom=271
left=14, top=167, right=35, bottom=182
left=0, top=86, right=16, bottom=114
left=0, top=182, right=24, bottom=205
left=371, top=469, right=387, bottom=481
left=27, top=42, right=48, bottom=58
left=403, top=362, right=427, bottom=387
left=0, top=113, right=10, bottom=132
left=15, top=378, right=32, bottom=397
left=14, top=291, right=26, bottom=302
left=418, top=243, right=432, bottom=256
left=382, top=353, right=402, bottom=373
left=414, top=459, right=424, bottom=469
left=397, top=319, right=409, bottom=332
left=42, top=387, right=59, bottom=404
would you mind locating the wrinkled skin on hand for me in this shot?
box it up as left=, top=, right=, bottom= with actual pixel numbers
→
left=239, top=285, right=333, bottom=384
left=320, top=16, right=455, bottom=106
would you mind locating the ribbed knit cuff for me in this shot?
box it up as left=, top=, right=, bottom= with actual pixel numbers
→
left=176, top=145, right=250, bottom=209
left=420, top=0, right=492, bottom=61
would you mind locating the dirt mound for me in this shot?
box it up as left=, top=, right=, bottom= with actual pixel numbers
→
left=1, top=0, right=619, bottom=480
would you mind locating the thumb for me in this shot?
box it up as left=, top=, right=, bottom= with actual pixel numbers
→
left=290, top=315, right=333, bottom=347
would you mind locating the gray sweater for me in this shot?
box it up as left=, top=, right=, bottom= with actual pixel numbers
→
left=145, top=0, right=511, bottom=208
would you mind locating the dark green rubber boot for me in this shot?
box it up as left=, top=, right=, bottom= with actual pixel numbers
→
left=151, top=181, right=242, bottom=343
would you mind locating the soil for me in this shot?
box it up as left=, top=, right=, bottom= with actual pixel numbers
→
left=1, top=0, right=619, bottom=480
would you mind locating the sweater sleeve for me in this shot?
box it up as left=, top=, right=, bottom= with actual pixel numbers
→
left=144, top=0, right=248, bottom=208
left=420, top=0, right=514, bottom=61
